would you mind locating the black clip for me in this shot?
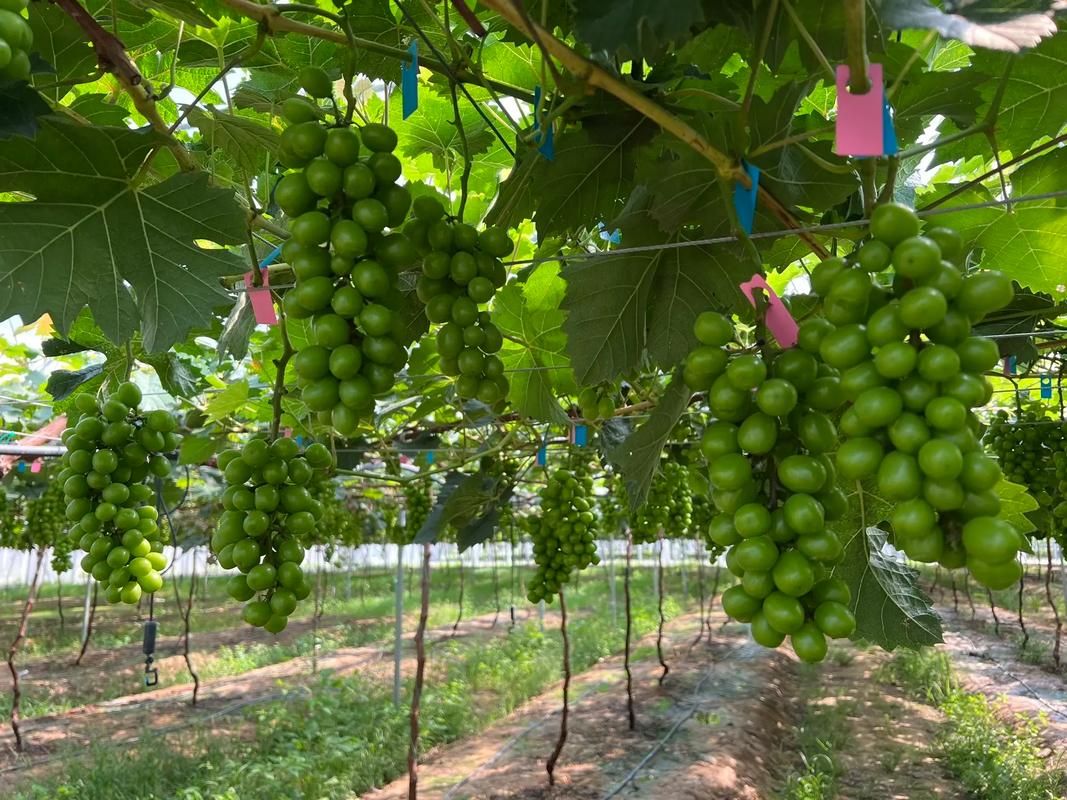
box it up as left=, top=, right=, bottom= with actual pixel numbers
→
left=143, top=620, right=159, bottom=687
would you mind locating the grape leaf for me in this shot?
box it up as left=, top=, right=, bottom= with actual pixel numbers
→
left=342, top=0, right=446, bottom=83
left=830, top=481, right=943, bottom=650
left=129, top=0, right=217, bottom=27
left=187, top=107, right=280, bottom=175
left=995, top=478, right=1040, bottom=535
left=0, top=82, right=51, bottom=140
left=561, top=198, right=757, bottom=386
left=392, top=91, right=494, bottom=172
left=27, top=2, right=97, bottom=100
left=414, top=469, right=506, bottom=548
left=572, top=0, right=704, bottom=60
left=494, top=262, right=573, bottom=425
left=930, top=187, right=1067, bottom=297
left=204, top=379, right=249, bottom=422
left=609, top=374, right=690, bottom=511
left=46, top=364, right=106, bottom=402
left=971, top=32, right=1067, bottom=153
left=0, top=119, right=246, bottom=352
left=178, top=433, right=219, bottom=465
left=497, top=121, right=652, bottom=241
left=67, top=94, right=132, bottom=126
left=833, top=525, right=944, bottom=650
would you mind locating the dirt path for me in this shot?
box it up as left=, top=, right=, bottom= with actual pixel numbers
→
left=0, top=607, right=532, bottom=769
left=365, top=609, right=798, bottom=800
left=813, top=649, right=965, bottom=800
left=937, top=608, right=1067, bottom=755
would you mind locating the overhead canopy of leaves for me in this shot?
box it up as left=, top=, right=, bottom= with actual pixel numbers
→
left=0, top=120, right=247, bottom=352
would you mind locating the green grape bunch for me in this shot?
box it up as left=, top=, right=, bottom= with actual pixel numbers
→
left=806, top=203, right=1018, bottom=590
left=26, top=480, right=75, bottom=573
left=310, top=479, right=363, bottom=549
left=527, top=452, right=600, bottom=603
left=985, top=407, right=1064, bottom=509
left=632, top=461, right=692, bottom=544
left=689, top=310, right=855, bottom=663
left=212, top=439, right=335, bottom=633
left=60, top=382, right=180, bottom=606
left=402, top=473, right=432, bottom=544
left=276, top=68, right=421, bottom=437
left=405, top=196, right=514, bottom=408
left=0, top=490, right=24, bottom=549
left=577, top=384, right=618, bottom=421
left=0, top=0, right=32, bottom=82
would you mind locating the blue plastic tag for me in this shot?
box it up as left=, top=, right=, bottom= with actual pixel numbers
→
left=1041, top=374, right=1053, bottom=400
left=1003, top=355, right=1016, bottom=376
left=402, top=40, right=418, bottom=120
left=532, top=85, right=554, bottom=160
left=732, top=161, right=760, bottom=235
left=537, top=444, right=547, bottom=466
left=883, top=98, right=898, bottom=156
left=426, top=450, right=434, bottom=464
left=573, top=425, right=588, bottom=447
left=260, top=243, right=283, bottom=268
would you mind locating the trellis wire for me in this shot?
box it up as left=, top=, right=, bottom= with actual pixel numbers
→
left=223, top=189, right=1067, bottom=292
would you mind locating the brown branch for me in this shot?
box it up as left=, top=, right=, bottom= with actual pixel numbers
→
left=214, top=0, right=534, bottom=103
left=480, top=0, right=829, bottom=258
left=7, top=548, right=46, bottom=752
left=407, top=542, right=432, bottom=800
left=546, top=589, right=570, bottom=785
left=51, top=0, right=198, bottom=172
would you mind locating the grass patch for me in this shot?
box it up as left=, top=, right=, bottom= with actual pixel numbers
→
left=877, top=648, right=1066, bottom=800
left=775, top=665, right=853, bottom=800
left=12, top=582, right=681, bottom=799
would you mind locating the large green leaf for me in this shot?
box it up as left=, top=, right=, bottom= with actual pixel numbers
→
left=187, top=107, right=279, bottom=175
left=572, top=0, right=704, bottom=60
left=503, top=121, right=652, bottom=241
left=830, top=481, right=943, bottom=650
left=995, top=478, right=1039, bottom=535
left=493, top=262, right=573, bottom=425
left=930, top=187, right=1067, bottom=297
left=27, top=2, right=97, bottom=100
left=342, top=0, right=446, bottom=83
left=973, top=34, right=1067, bottom=153
left=561, top=201, right=758, bottom=386
left=0, top=119, right=246, bottom=352
left=392, top=91, right=494, bottom=173
left=609, top=373, right=690, bottom=511
left=0, top=82, right=50, bottom=139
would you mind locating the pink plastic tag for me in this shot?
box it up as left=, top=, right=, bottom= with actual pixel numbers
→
left=835, top=63, right=885, bottom=157
left=30, top=458, right=42, bottom=474
left=739, top=274, right=798, bottom=348
left=243, top=271, right=277, bottom=325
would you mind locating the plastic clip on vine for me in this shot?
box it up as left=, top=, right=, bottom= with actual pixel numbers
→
left=61, top=382, right=180, bottom=606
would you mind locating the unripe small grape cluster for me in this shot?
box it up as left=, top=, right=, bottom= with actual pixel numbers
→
left=806, top=203, right=1018, bottom=589
left=528, top=453, right=600, bottom=603
left=27, top=480, right=75, bottom=573
left=0, top=0, right=33, bottom=82
left=213, top=438, right=335, bottom=633
left=402, top=474, right=432, bottom=543
left=985, top=408, right=1065, bottom=509
left=577, top=384, right=618, bottom=421
left=632, top=461, right=693, bottom=545
left=276, top=68, right=420, bottom=437
left=61, top=383, right=178, bottom=605
left=0, top=490, right=22, bottom=548
left=405, top=198, right=514, bottom=407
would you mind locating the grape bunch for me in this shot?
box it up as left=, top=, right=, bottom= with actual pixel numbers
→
left=212, top=438, right=335, bottom=632
left=984, top=407, right=1065, bottom=509
left=527, top=453, right=600, bottom=603
left=577, top=384, right=618, bottom=421
left=26, top=480, right=75, bottom=573
left=0, top=490, right=22, bottom=548
left=0, top=0, right=32, bottom=83
left=403, top=473, right=432, bottom=542
left=632, top=461, right=693, bottom=544
left=60, top=383, right=179, bottom=605
left=276, top=69, right=420, bottom=436
left=404, top=197, right=514, bottom=406
left=311, top=480, right=364, bottom=549
left=692, top=323, right=855, bottom=663
left=807, top=203, right=1018, bottom=589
